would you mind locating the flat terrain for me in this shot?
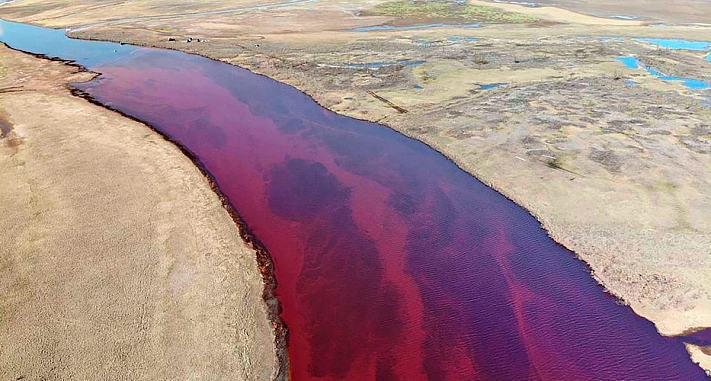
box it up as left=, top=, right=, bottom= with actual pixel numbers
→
left=485, top=0, right=711, bottom=24
left=0, top=45, right=276, bottom=380
left=1, top=0, right=711, bottom=375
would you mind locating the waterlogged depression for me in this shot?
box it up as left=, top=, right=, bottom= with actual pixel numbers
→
left=1, top=19, right=709, bottom=380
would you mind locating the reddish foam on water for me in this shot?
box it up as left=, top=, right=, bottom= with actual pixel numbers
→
left=75, top=49, right=709, bottom=380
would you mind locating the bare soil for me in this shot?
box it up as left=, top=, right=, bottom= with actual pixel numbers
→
left=485, top=0, right=711, bottom=24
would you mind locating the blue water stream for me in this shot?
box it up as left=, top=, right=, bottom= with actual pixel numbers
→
left=615, top=56, right=710, bottom=90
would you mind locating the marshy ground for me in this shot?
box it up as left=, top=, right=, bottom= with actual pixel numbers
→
left=1, top=0, right=710, bottom=376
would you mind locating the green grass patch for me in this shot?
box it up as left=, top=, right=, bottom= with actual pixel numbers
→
left=366, top=1, right=538, bottom=23
left=643, top=180, right=679, bottom=193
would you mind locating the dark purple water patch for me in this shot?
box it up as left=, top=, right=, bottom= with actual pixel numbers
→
left=2, top=19, right=708, bottom=380
left=683, top=328, right=711, bottom=347
left=74, top=50, right=708, bottom=380
left=0, top=114, right=11, bottom=138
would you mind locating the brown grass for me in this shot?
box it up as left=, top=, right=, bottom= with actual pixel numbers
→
left=0, top=45, right=276, bottom=380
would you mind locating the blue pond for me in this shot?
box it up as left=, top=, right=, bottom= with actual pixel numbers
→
left=343, top=59, right=425, bottom=69
left=0, top=19, right=136, bottom=67
left=634, top=38, right=711, bottom=51
left=447, top=36, right=477, bottom=42
left=352, top=23, right=481, bottom=32
left=615, top=56, right=710, bottom=90
left=633, top=38, right=711, bottom=62
left=615, top=56, right=640, bottom=69
left=412, top=38, right=434, bottom=46
left=480, top=83, right=508, bottom=90
left=609, top=15, right=638, bottom=20
left=664, top=77, right=711, bottom=90
left=649, top=24, right=703, bottom=30
left=492, top=0, right=538, bottom=7
left=598, top=37, right=624, bottom=42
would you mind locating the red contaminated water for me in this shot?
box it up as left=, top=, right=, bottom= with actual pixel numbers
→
left=75, top=49, right=708, bottom=380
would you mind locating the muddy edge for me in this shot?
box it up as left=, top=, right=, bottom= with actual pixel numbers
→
left=3, top=40, right=290, bottom=379
left=69, top=87, right=290, bottom=380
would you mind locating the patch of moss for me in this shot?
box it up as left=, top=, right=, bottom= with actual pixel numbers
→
left=543, top=153, right=584, bottom=176
left=645, top=181, right=679, bottom=193
left=663, top=181, right=679, bottom=192
left=366, top=1, right=538, bottom=23
left=545, top=156, right=565, bottom=169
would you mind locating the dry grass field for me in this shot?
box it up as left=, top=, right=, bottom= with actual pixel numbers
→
left=494, top=0, right=711, bottom=24
left=0, top=45, right=276, bottom=380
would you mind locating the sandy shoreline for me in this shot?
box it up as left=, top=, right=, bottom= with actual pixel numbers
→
left=0, top=44, right=277, bottom=379
left=69, top=84, right=290, bottom=380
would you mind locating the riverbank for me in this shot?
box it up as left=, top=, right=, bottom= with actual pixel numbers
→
left=1, top=0, right=710, bottom=374
left=0, top=45, right=276, bottom=379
